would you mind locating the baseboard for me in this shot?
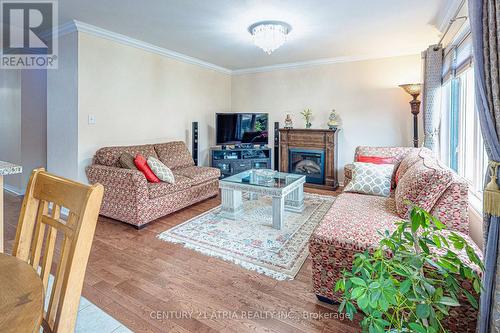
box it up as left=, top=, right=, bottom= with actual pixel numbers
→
left=3, top=184, right=25, bottom=196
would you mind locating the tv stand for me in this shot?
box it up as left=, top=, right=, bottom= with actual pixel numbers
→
left=210, top=146, right=271, bottom=178
left=234, top=143, right=255, bottom=149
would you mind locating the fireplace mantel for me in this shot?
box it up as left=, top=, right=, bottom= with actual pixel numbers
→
left=279, top=128, right=338, bottom=190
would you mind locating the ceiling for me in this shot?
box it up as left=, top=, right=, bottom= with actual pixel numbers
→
left=59, top=0, right=453, bottom=70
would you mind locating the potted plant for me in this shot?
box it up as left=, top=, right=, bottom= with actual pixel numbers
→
left=335, top=205, right=483, bottom=333
left=301, top=108, right=313, bottom=128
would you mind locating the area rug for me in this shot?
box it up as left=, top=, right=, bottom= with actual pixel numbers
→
left=157, top=193, right=335, bottom=280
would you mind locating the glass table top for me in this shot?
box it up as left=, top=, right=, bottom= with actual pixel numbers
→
left=221, top=169, right=305, bottom=189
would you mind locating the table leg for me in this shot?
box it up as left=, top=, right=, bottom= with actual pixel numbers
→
left=285, top=185, right=304, bottom=213
left=272, top=196, right=284, bottom=230
left=220, top=188, right=243, bottom=219
left=0, top=175, right=3, bottom=253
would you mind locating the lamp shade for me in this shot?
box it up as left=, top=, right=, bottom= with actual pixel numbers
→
left=399, top=83, right=422, bottom=97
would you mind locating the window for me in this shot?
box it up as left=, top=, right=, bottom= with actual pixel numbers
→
left=439, top=24, right=487, bottom=212
left=441, top=67, right=487, bottom=211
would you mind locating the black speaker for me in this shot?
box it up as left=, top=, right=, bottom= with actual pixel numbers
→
left=192, top=122, right=199, bottom=166
left=274, top=121, right=280, bottom=171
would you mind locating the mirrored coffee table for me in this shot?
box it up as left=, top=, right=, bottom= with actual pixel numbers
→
left=219, top=169, right=306, bottom=230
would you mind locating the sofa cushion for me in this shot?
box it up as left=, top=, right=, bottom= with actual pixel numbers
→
left=357, top=155, right=396, bottom=164
left=344, top=162, right=394, bottom=197
left=311, top=193, right=400, bottom=250
left=354, top=146, right=414, bottom=163
left=154, top=141, right=194, bottom=170
left=395, top=156, right=454, bottom=218
left=134, top=154, right=160, bottom=183
left=147, top=156, right=175, bottom=184
left=118, top=152, right=138, bottom=170
left=95, top=144, right=158, bottom=167
left=395, top=147, right=433, bottom=184
left=174, top=166, right=221, bottom=185
left=147, top=175, right=193, bottom=199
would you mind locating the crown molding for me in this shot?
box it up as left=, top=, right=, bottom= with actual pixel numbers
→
left=57, top=20, right=232, bottom=75
left=57, top=20, right=78, bottom=37
left=55, top=20, right=423, bottom=77
left=231, top=50, right=422, bottom=75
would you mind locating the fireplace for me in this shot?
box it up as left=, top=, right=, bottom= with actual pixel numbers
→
left=289, top=149, right=325, bottom=184
left=279, top=129, right=338, bottom=189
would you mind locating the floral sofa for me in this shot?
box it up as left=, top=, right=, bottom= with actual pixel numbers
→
left=309, top=146, right=483, bottom=332
left=86, top=141, right=220, bottom=228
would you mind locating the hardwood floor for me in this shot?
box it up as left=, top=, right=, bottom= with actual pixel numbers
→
left=4, top=188, right=361, bottom=333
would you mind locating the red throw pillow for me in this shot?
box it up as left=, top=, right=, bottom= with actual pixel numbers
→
left=357, top=155, right=396, bottom=164
left=134, top=154, right=160, bottom=183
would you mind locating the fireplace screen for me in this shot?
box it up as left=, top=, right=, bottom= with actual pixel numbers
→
left=288, top=149, right=325, bottom=184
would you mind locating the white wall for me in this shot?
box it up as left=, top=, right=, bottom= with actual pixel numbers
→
left=21, top=69, right=47, bottom=189
left=47, top=31, right=232, bottom=183
left=231, top=55, right=423, bottom=182
left=47, top=32, right=79, bottom=181
left=0, top=69, right=47, bottom=194
left=0, top=71, right=22, bottom=190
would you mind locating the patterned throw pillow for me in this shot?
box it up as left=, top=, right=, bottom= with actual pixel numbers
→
left=147, top=156, right=175, bottom=184
left=118, top=152, right=138, bottom=170
left=344, top=162, right=395, bottom=197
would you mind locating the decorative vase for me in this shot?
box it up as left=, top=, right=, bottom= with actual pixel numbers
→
left=327, top=109, right=340, bottom=130
left=306, top=122, right=312, bottom=129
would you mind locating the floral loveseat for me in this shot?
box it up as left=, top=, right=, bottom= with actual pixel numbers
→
left=309, top=146, right=483, bottom=332
left=86, top=141, right=220, bottom=228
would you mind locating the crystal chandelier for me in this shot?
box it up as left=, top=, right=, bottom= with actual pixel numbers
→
left=248, top=21, right=292, bottom=54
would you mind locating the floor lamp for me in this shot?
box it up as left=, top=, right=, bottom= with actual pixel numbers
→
left=399, top=83, right=422, bottom=148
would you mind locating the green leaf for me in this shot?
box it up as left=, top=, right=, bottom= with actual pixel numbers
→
left=435, top=304, right=449, bottom=315
left=466, top=245, right=485, bottom=270
left=338, top=300, right=346, bottom=313
left=431, top=215, right=446, bottom=229
left=423, top=281, right=436, bottom=295
left=411, top=214, right=420, bottom=233
left=464, top=290, right=479, bottom=309
left=358, top=294, right=369, bottom=310
left=379, top=295, right=389, bottom=311
left=399, top=279, right=412, bottom=294
left=351, top=277, right=367, bottom=287
left=416, top=303, right=430, bottom=319
left=432, top=234, right=442, bottom=247
left=419, top=239, right=430, bottom=254
left=438, top=296, right=460, bottom=307
left=351, top=286, right=365, bottom=299
left=409, top=322, right=427, bottom=333
left=335, top=279, right=344, bottom=292
left=345, top=302, right=357, bottom=320
left=473, top=278, right=481, bottom=294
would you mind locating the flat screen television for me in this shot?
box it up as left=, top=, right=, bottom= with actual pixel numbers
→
left=216, top=113, right=269, bottom=146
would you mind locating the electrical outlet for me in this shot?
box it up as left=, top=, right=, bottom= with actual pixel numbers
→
left=88, top=114, right=96, bottom=125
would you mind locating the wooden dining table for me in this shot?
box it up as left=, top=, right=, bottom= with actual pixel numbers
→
left=0, top=253, right=44, bottom=333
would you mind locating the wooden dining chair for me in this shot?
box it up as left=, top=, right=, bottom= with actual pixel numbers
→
left=12, top=168, right=104, bottom=333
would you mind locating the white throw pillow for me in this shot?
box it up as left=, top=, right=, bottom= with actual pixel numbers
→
left=147, top=156, right=175, bottom=184
left=344, top=162, right=394, bottom=197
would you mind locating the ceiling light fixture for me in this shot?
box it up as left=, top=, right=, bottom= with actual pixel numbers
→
left=248, top=21, right=292, bottom=54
